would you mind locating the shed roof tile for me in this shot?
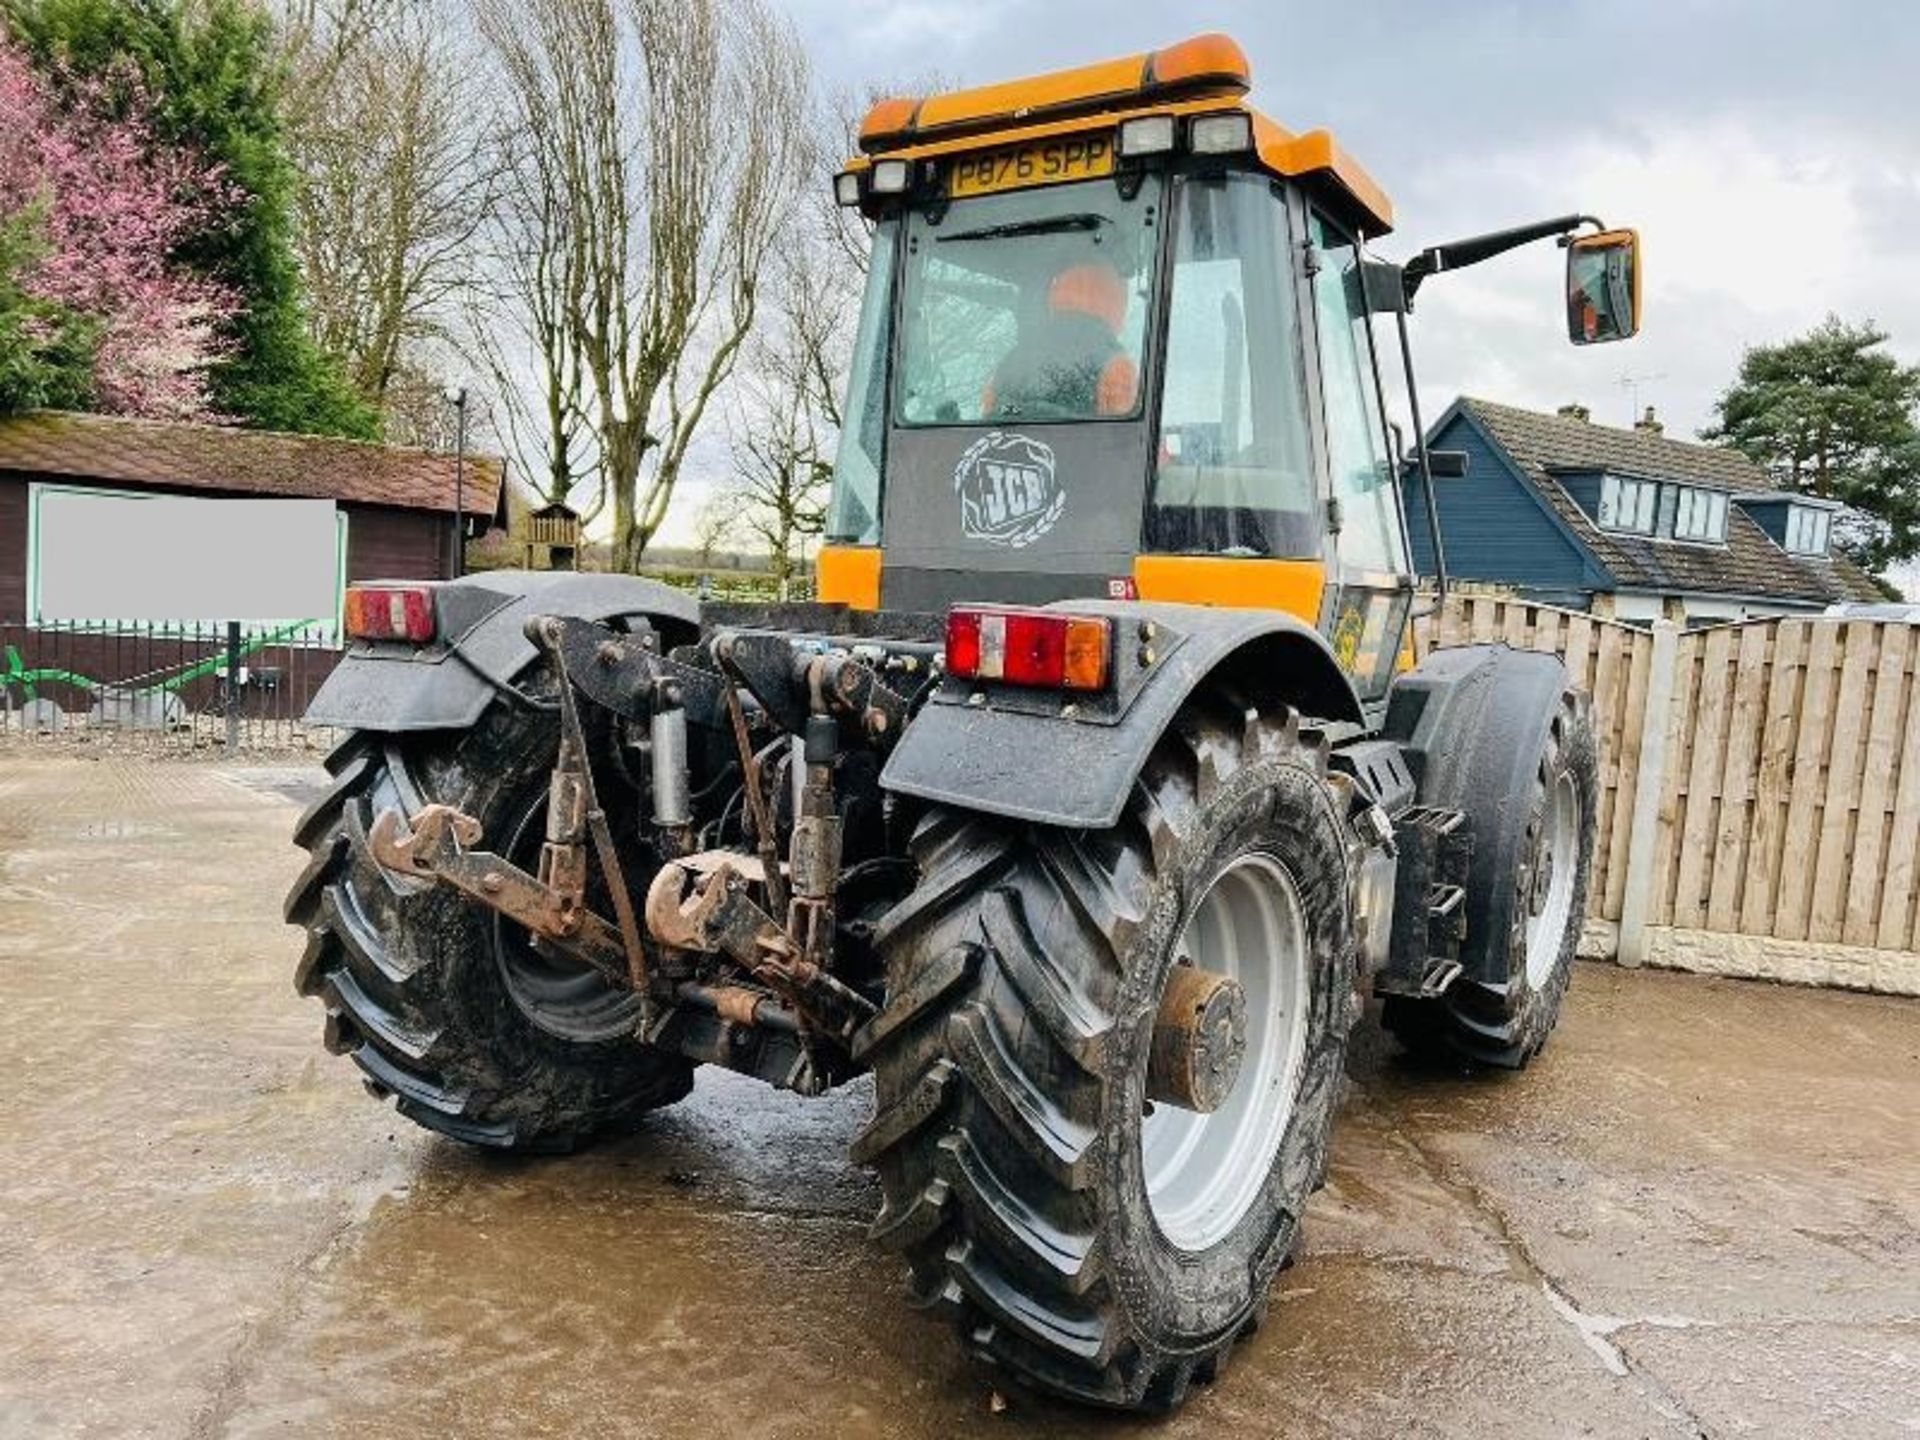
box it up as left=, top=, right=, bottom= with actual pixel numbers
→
left=0, top=410, right=503, bottom=519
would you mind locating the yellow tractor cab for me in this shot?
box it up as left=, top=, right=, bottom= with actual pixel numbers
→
left=819, top=33, right=1638, bottom=709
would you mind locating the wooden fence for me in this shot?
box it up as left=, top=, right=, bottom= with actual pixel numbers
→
left=1417, top=595, right=1920, bottom=962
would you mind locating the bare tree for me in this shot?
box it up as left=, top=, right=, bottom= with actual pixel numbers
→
left=720, top=76, right=964, bottom=591
left=692, top=495, right=740, bottom=570
left=727, top=248, right=844, bottom=595
left=464, top=91, right=594, bottom=514
left=475, top=0, right=811, bottom=572
left=278, top=1, right=490, bottom=429
left=728, top=388, right=830, bottom=596
left=718, top=81, right=898, bottom=596
left=378, top=358, right=495, bottom=453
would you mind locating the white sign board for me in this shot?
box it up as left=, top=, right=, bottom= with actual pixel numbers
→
left=29, top=486, right=346, bottom=629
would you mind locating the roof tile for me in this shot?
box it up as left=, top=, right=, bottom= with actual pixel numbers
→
left=0, top=410, right=503, bottom=518
left=1458, top=398, right=1885, bottom=607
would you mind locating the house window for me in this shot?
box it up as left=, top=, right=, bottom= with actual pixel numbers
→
left=1598, top=474, right=1657, bottom=534
left=1671, top=486, right=1728, bottom=543
left=1784, top=504, right=1831, bottom=556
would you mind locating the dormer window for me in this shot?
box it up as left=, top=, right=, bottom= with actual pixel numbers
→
left=1784, top=504, right=1831, bottom=556
left=1597, top=474, right=1657, bottom=534
left=1671, top=486, right=1728, bottom=543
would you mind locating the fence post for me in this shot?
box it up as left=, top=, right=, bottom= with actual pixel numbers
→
left=1616, top=619, right=1679, bottom=967
left=225, top=620, right=241, bottom=755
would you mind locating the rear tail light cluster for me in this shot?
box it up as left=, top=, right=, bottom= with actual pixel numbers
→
left=946, top=606, right=1112, bottom=691
left=344, top=584, right=436, bottom=643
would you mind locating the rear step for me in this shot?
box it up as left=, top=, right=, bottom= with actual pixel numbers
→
left=1377, top=806, right=1471, bottom=998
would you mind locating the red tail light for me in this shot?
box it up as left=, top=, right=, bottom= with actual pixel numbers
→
left=344, top=584, right=436, bottom=643
left=945, top=606, right=1112, bottom=691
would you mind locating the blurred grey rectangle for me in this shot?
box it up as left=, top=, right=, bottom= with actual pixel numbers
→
left=30, top=486, right=345, bottom=624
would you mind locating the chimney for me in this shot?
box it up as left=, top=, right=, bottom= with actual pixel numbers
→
left=1634, top=405, right=1664, bottom=436
left=1557, top=403, right=1591, bottom=423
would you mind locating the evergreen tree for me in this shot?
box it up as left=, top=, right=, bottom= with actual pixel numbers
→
left=1705, top=316, right=1920, bottom=570
left=0, top=205, right=95, bottom=412
left=3, top=0, right=376, bottom=436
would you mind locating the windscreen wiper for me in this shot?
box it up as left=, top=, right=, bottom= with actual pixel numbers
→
left=938, top=213, right=1108, bottom=243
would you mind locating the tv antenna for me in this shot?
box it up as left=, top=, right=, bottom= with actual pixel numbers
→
left=1616, top=371, right=1668, bottom=424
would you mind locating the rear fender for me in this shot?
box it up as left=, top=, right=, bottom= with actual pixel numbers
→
left=305, top=571, right=699, bottom=733
left=1383, top=643, right=1567, bottom=809
left=880, top=601, right=1364, bottom=830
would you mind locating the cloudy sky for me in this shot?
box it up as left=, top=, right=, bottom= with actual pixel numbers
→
left=674, top=1, right=1920, bottom=589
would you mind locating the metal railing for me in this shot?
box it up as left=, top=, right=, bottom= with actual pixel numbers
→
left=2, top=575, right=821, bottom=755
left=0, top=618, right=344, bottom=754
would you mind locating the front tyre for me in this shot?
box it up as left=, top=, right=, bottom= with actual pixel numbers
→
left=854, top=697, right=1357, bottom=1409
left=284, top=700, right=693, bottom=1151
left=1386, top=686, right=1598, bottom=1066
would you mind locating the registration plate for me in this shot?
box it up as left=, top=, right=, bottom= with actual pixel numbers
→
left=947, top=134, right=1115, bottom=198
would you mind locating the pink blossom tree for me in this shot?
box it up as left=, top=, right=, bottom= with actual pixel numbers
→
left=0, top=34, right=242, bottom=421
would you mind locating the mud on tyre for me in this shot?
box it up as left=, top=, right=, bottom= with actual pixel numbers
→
left=284, top=683, right=692, bottom=1150
left=852, top=692, right=1358, bottom=1409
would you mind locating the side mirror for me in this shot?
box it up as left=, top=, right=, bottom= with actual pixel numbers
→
left=1566, top=228, right=1640, bottom=344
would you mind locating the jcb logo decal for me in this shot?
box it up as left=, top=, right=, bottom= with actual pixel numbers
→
left=954, top=432, right=1065, bottom=548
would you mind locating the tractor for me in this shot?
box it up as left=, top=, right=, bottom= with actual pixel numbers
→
left=287, top=33, right=1639, bottom=1411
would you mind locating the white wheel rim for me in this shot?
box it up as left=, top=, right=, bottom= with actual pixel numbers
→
left=1524, top=772, right=1582, bottom=990
left=1141, top=853, right=1310, bottom=1253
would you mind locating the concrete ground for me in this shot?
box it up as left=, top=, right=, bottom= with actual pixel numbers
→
left=0, top=756, right=1915, bottom=1439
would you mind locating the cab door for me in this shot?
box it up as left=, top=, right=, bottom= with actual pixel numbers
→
left=1306, top=209, right=1414, bottom=704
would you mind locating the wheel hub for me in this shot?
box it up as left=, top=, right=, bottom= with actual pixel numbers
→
left=1147, top=964, right=1247, bottom=1114
left=494, top=788, right=646, bottom=1043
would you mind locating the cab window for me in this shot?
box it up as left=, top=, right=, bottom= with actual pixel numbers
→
left=894, top=178, right=1158, bottom=425
left=826, top=219, right=898, bottom=545
left=1310, top=212, right=1407, bottom=576
left=1146, top=176, right=1317, bottom=558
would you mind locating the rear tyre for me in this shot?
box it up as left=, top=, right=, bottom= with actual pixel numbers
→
left=1386, top=686, right=1598, bottom=1067
left=284, top=692, right=693, bottom=1151
left=854, top=696, right=1357, bottom=1409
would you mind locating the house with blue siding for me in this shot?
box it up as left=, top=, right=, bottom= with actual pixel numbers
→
left=1402, top=398, right=1885, bottom=622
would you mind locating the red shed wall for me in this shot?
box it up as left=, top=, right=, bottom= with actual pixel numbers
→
left=1, top=473, right=27, bottom=619
left=1, top=472, right=455, bottom=621
left=346, top=504, right=453, bottom=584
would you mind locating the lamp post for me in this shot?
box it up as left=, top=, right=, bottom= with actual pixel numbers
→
left=444, top=385, right=469, bottom=578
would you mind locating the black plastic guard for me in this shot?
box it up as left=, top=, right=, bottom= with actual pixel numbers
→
left=304, top=571, right=699, bottom=732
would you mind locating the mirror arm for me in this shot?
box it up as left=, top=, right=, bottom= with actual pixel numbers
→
left=1389, top=302, right=1449, bottom=611
left=1401, top=213, right=1605, bottom=305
